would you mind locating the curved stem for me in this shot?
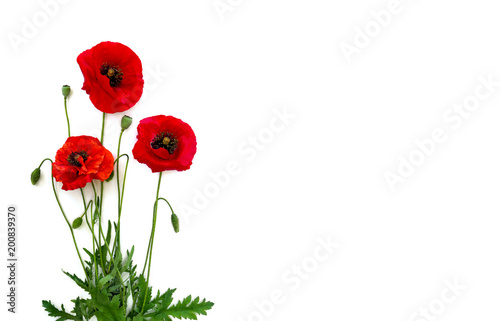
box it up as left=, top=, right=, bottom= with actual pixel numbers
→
left=47, top=162, right=88, bottom=282
left=80, top=188, right=86, bottom=211
left=141, top=172, right=163, bottom=313
left=116, top=130, right=125, bottom=248
left=141, top=196, right=174, bottom=276
left=64, top=97, right=71, bottom=137
left=157, top=198, right=175, bottom=214
left=38, top=158, right=52, bottom=169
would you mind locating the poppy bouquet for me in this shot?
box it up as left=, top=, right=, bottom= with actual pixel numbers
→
left=31, top=42, right=213, bottom=321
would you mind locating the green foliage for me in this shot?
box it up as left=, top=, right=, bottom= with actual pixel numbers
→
left=42, top=300, right=80, bottom=321
left=62, top=271, right=88, bottom=292
left=89, top=287, right=126, bottom=321
left=43, top=244, right=213, bottom=321
left=147, top=291, right=214, bottom=321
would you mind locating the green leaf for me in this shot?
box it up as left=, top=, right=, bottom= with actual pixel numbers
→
left=62, top=270, right=88, bottom=291
left=71, top=297, right=91, bottom=321
left=89, top=288, right=126, bottom=321
left=166, top=296, right=214, bottom=320
left=114, top=249, right=123, bottom=270
left=83, top=248, right=94, bottom=263
left=98, top=268, right=116, bottom=289
left=42, top=300, right=79, bottom=321
left=147, top=291, right=213, bottom=320
left=135, top=275, right=153, bottom=313
left=123, top=246, right=135, bottom=270
left=106, top=220, right=112, bottom=245
left=132, top=315, right=146, bottom=321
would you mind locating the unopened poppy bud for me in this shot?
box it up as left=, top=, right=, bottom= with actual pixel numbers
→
left=121, top=115, right=132, bottom=130
left=62, top=85, right=71, bottom=98
left=171, top=213, right=179, bottom=233
left=31, top=167, right=41, bottom=185
left=72, top=217, right=83, bottom=229
left=106, top=170, right=114, bottom=182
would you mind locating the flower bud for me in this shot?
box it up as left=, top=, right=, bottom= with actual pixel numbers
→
left=31, top=167, right=41, bottom=185
left=72, top=217, right=83, bottom=229
left=121, top=115, right=133, bottom=130
left=106, top=170, right=114, bottom=182
left=171, top=213, right=179, bottom=233
left=62, top=85, right=71, bottom=98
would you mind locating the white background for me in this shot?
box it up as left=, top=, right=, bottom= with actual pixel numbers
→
left=1, top=0, right=500, bottom=320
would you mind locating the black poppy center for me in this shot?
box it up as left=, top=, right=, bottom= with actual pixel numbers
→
left=151, top=132, right=179, bottom=154
left=100, top=63, right=123, bottom=87
left=68, top=151, right=88, bottom=167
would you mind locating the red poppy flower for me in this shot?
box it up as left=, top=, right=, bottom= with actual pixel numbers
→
left=132, top=115, right=197, bottom=173
left=77, top=41, right=144, bottom=114
left=52, top=136, right=114, bottom=191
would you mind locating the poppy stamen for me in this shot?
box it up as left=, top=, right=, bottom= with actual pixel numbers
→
left=100, top=63, right=123, bottom=87
left=151, top=132, right=178, bottom=154
left=67, top=151, right=88, bottom=167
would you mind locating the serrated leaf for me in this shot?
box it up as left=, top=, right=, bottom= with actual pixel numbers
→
left=70, top=297, right=90, bottom=321
left=167, top=296, right=213, bottom=320
left=108, top=283, right=123, bottom=293
left=98, top=269, right=116, bottom=289
left=135, top=275, right=153, bottom=313
left=150, top=288, right=175, bottom=310
left=62, top=270, right=88, bottom=291
left=83, top=248, right=94, bottom=262
left=146, top=292, right=213, bottom=321
left=42, top=300, right=79, bottom=321
left=89, top=288, right=126, bottom=321
left=123, top=246, right=135, bottom=269
left=132, top=315, right=145, bottom=321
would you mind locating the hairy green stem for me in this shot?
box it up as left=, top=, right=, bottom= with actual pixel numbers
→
left=157, top=198, right=175, bottom=214
left=141, top=172, right=163, bottom=313
left=100, top=112, right=106, bottom=144
left=38, top=158, right=52, bottom=169
left=48, top=162, right=88, bottom=282
left=115, top=130, right=125, bottom=253
left=109, top=155, right=130, bottom=272
left=64, top=97, right=71, bottom=137
left=91, top=181, right=106, bottom=274
left=83, top=200, right=98, bottom=285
